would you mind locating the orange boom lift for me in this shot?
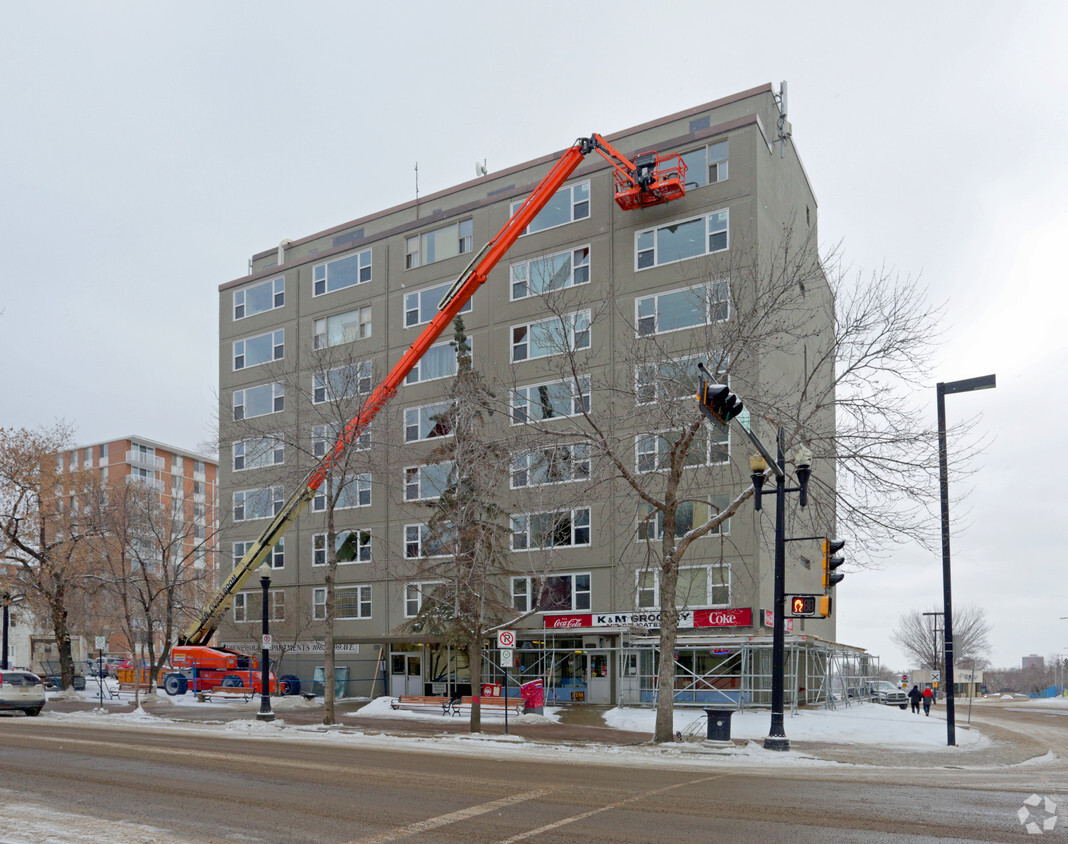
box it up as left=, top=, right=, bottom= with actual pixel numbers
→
left=163, top=133, right=686, bottom=695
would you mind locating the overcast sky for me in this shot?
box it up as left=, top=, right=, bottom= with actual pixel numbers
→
left=2, top=2, right=1065, bottom=671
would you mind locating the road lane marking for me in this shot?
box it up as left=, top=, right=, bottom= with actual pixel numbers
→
left=0, top=790, right=192, bottom=844
left=345, top=789, right=553, bottom=844
left=496, top=774, right=727, bottom=843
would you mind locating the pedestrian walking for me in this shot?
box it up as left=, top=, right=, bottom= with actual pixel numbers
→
left=922, top=685, right=934, bottom=716
left=908, top=684, right=922, bottom=714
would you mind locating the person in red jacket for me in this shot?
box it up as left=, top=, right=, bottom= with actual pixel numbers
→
left=922, top=685, right=934, bottom=716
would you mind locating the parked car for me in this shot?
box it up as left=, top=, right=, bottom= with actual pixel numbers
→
left=0, top=670, right=46, bottom=716
left=872, top=680, right=908, bottom=709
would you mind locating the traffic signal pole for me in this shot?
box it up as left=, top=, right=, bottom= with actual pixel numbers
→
left=765, top=428, right=790, bottom=751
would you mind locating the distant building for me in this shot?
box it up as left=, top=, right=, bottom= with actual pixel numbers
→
left=1022, top=654, right=1045, bottom=669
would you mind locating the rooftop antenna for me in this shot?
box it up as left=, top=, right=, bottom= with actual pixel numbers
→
left=773, top=80, right=792, bottom=159
left=414, top=162, right=420, bottom=218
left=475, top=159, right=488, bottom=177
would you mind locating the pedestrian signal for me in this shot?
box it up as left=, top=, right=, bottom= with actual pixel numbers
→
left=786, top=594, right=818, bottom=617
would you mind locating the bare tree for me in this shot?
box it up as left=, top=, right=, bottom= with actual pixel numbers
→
left=400, top=318, right=517, bottom=732
left=891, top=604, right=992, bottom=672
left=0, top=423, right=102, bottom=689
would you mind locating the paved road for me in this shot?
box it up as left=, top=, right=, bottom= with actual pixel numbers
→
left=0, top=705, right=1062, bottom=842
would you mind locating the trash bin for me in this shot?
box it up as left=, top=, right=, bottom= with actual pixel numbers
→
left=703, top=708, right=734, bottom=741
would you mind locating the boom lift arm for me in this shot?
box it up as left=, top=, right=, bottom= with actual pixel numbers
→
left=180, top=132, right=686, bottom=648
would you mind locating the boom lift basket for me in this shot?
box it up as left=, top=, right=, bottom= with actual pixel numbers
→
left=613, top=151, right=687, bottom=210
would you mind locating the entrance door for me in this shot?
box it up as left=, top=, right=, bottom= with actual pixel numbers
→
left=587, top=651, right=611, bottom=703
left=390, top=653, right=422, bottom=695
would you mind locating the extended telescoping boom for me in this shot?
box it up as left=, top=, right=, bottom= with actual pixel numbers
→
left=179, top=132, right=687, bottom=651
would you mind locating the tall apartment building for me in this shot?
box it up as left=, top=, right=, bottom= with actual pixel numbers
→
left=217, top=84, right=846, bottom=705
left=57, top=437, right=218, bottom=656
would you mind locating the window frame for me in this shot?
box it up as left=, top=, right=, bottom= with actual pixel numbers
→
left=405, top=581, right=445, bottom=618
left=636, top=496, right=731, bottom=542
left=511, top=180, right=591, bottom=236
left=312, top=423, right=369, bottom=459
left=403, top=523, right=455, bottom=559
left=403, top=401, right=453, bottom=443
left=233, top=329, right=284, bottom=371
left=232, top=436, right=284, bottom=472
left=233, top=276, right=284, bottom=321
left=509, top=245, right=591, bottom=301
left=403, top=461, right=455, bottom=502
left=325, top=584, right=372, bottom=620
left=312, top=248, right=372, bottom=297
left=233, top=486, right=284, bottom=522
left=313, top=361, right=372, bottom=404
left=511, top=572, right=592, bottom=612
left=635, top=280, right=730, bottom=337
left=232, top=539, right=284, bottom=570
left=233, top=383, right=284, bottom=421
left=635, top=564, right=731, bottom=610
left=511, top=507, right=591, bottom=551
left=312, top=473, right=372, bottom=512
left=234, top=589, right=285, bottom=622
left=312, top=529, right=371, bottom=565
left=634, top=426, right=728, bottom=473
left=313, top=306, right=372, bottom=349
left=405, top=338, right=469, bottom=385
left=511, top=375, right=591, bottom=425
left=404, top=280, right=473, bottom=328
left=404, top=218, right=473, bottom=270
left=511, top=310, right=591, bottom=363
left=634, top=209, right=730, bottom=271
left=511, top=443, right=591, bottom=489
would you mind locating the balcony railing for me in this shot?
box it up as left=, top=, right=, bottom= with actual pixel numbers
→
left=127, top=450, right=165, bottom=471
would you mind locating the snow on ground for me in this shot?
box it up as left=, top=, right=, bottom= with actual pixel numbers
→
left=605, top=702, right=989, bottom=749
left=351, top=694, right=562, bottom=724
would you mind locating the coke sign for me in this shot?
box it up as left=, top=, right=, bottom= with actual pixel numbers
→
left=544, top=614, right=592, bottom=628
left=693, top=608, right=753, bottom=628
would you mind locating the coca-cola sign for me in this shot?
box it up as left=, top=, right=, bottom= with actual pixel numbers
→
left=543, top=608, right=752, bottom=629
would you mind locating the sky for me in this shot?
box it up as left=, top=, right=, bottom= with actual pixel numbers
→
left=2, top=2, right=1065, bottom=671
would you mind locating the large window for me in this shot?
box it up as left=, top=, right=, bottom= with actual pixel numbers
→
left=404, top=281, right=472, bottom=327
left=313, top=361, right=372, bottom=404
left=637, top=564, right=730, bottom=609
left=234, top=589, right=285, bottom=622
left=232, top=539, right=284, bottom=570
left=510, top=246, right=590, bottom=300
left=405, top=581, right=444, bottom=618
left=512, top=573, right=591, bottom=612
left=233, top=329, right=284, bottom=371
left=404, top=462, right=454, bottom=502
left=405, top=219, right=473, bottom=269
left=233, top=486, right=284, bottom=522
left=636, top=356, right=724, bottom=405
left=404, top=401, right=453, bottom=443
left=405, top=339, right=468, bottom=384
left=635, top=426, right=728, bottom=472
left=314, top=585, right=372, bottom=620
left=233, top=437, right=284, bottom=472
left=511, top=375, right=590, bottom=424
left=635, top=210, right=729, bottom=270
left=512, top=181, right=590, bottom=235
left=635, top=280, right=729, bottom=336
left=233, top=383, right=284, bottom=420
left=234, top=276, right=284, bottom=320
left=314, top=307, right=371, bottom=349
left=511, top=310, right=590, bottom=362
left=680, top=139, right=728, bottom=188
left=511, top=444, right=590, bottom=488
left=404, top=523, right=455, bottom=559
left=511, top=507, right=591, bottom=551
left=312, top=474, right=371, bottom=511
left=637, top=496, right=730, bottom=541
left=313, top=249, right=371, bottom=296
left=312, top=423, right=369, bottom=459
left=313, top=530, right=371, bottom=565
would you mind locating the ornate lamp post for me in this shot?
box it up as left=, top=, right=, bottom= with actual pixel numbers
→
left=256, top=562, right=275, bottom=722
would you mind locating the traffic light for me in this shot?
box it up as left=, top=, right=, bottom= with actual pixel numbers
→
left=787, top=595, right=818, bottom=617
left=697, top=380, right=744, bottom=425
left=822, top=537, right=845, bottom=589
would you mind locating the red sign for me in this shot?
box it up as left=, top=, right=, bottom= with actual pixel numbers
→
left=693, top=608, right=752, bottom=628
left=545, top=614, right=593, bottom=628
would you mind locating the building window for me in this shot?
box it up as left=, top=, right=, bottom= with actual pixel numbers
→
left=233, top=329, right=284, bottom=371
left=313, top=530, right=371, bottom=565
left=233, top=437, right=284, bottom=472
left=404, top=281, right=473, bottom=327
left=314, top=307, right=371, bottom=349
left=512, top=181, right=590, bottom=235
left=511, top=507, right=591, bottom=551
left=234, top=276, right=284, bottom=320
left=635, top=210, right=729, bottom=270
left=680, top=140, right=728, bottom=188
left=405, top=219, right=473, bottom=269
left=312, top=474, right=371, bottom=511
left=404, top=402, right=453, bottom=443
left=511, top=444, right=590, bottom=488
left=512, top=310, right=590, bottom=362
left=313, top=249, right=371, bottom=296
left=403, top=523, right=455, bottom=559
left=234, top=589, right=285, bottom=622
left=635, top=426, right=728, bottom=473
left=233, top=539, right=284, bottom=570
left=635, top=356, right=726, bottom=405
left=312, top=423, right=369, bottom=459
left=511, top=375, right=590, bottom=424
left=405, top=582, right=444, bottom=618
left=405, top=339, right=468, bottom=385
left=637, top=497, right=730, bottom=541
left=635, top=280, right=729, bottom=336
left=636, top=565, right=730, bottom=609
left=312, top=585, right=372, bottom=620
left=233, top=486, right=284, bottom=522
left=313, top=361, right=372, bottom=404
left=511, top=573, right=591, bottom=612
left=510, top=246, right=590, bottom=300
left=403, top=462, right=454, bottom=502
left=233, top=383, right=284, bottom=420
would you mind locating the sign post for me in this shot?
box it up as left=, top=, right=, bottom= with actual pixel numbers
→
left=95, top=636, right=107, bottom=706
left=497, top=631, right=515, bottom=735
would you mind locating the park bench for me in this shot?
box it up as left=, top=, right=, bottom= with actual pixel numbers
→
left=196, top=686, right=255, bottom=703
left=389, top=694, right=522, bottom=717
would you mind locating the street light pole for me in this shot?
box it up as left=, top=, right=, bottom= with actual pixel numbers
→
left=256, top=563, right=275, bottom=722
left=937, top=373, right=995, bottom=747
left=765, top=429, right=790, bottom=751
left=2, top=593, right=10, bottom=671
